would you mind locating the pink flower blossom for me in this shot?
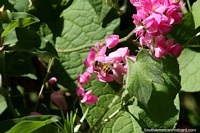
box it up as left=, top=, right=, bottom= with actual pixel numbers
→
left=108, top=47, right=130, bottom=62
left=76, top=86, right=99, bottom=104
left=76, top=86, right=85, bottom=97
left=78, top=71, right=91, bottom=84
left=168, top=44, right=182, bottom=57
left=154, top=37, right=183, bottom=58
left=130, top=0, right=182, bottom=37
left=84, top=48, right=97, bottom=73
left=95, top=46, right=107, bottom=62
left=96, top=72, right=113, bottom=82
left=105, top=35, right=119, bottom=49
left=111, top=63, right=127, bottom=84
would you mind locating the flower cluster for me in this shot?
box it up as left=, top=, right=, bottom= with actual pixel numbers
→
left=130, top=0, right=183, bottom=58
left=76, top=35, right=135, bottom=104
left=76, top=0, right=184, bottom=104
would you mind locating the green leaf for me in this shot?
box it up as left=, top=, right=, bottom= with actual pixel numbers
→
left=139, top=93, right=180, bottom=128
left=13, top=0, right=30, bottom=11
left=88, top=0, right=111, bottom=20
left=0, top=115, right=60, bottom=133
left=32, top=124, right=60, bottom=133
left=12, top=12, right=39, bottom=20
left=179, top=48, right=200, bottom=92
left=126, top=50, right=181, bottom=128
left=127, top=95, right=180, bottom=129
left=54, top=0, right=119, bottom=90
left=1, top=13, right=39, bottom=37
left=0, top=94, right=7, bottom=115
left=81, top=80, right=121, bottom=128
left=100, top=111, right=143, bottom=133
left=192, top=0, right=200, bottom=29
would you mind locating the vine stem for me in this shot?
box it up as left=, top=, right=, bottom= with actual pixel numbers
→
left=56, top=28, right=136, bottom=53
left=34, top=57, right=55, bottom=111
left=119, top=28, right=136, bottom=43
left=183, top=32, right=200, bottom=48
left=56, top=43, right=95, bottom=53
left=88, top=88, right=125, bottom=133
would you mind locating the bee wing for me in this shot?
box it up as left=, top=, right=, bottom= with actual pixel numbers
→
left=100, top=70, right=107, bottom=77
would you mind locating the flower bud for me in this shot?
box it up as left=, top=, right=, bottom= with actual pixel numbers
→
left=50, top=91, right=68, bottom=111
left=105, top=35, right=119, bottom=49
left=48, top=77, right=57, bottom=84
left=169, top=44, right=182, bottom=58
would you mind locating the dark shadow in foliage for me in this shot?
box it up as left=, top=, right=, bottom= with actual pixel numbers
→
left=188, top=26, right=200, bottom=52
left=138, top=85, right=179, bottom=128
left=102, top=8, right=119, bottom=28
left=27, top=0, right=73, bottom=43
left=108, top=81, right=122, bottom=92
left=168, top=12, right=200, bottom=52
left=12, top=28, right=41, bottom=50
left=50, top=59, right=77, bottom=112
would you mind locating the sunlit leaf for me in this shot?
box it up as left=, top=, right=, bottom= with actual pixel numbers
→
left=1, top=13, right=39, bottom=37
left=0, top=94, right=7, bottom=115
left=126, top=50, right=181, bottom=128
left=0, top=115, right=60, bottom=133
left=54, top=0, right=119, bottom=90
left=179, top=48, right=200, bottom=92
left=100, top=111, right=143, bottom=133
left=192, top=0, right=200, bottom=29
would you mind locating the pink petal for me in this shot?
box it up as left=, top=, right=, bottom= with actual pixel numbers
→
left=105, top=35, right=119, bottom=49
left=168, top=44, right=182, bottom=57
left=76, top=86, right=85, bottom=97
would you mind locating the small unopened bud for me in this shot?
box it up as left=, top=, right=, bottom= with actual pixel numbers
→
left=30, top=112, right=42, bottom=116
left=51, top=91, right=68, bottom=111
left=48, top=77, right=57, bottom=84
left=105, top=35, right=119, bottom=49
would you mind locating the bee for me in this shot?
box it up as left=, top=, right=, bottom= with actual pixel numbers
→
left=93, top=61, right=113, bottom=77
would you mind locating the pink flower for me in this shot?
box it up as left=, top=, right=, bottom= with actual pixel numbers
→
left=48, top=77, right=57, bottom=84
left=111, top=63, right=127, bottom=84
left=78, top=71, right=91, bottom=84
left=166, top=5, right=182, bottom=24
left=76, top=86, right=85, bottom=97
left=108, top=47, right=130, bottom=62
left=96, top=72, right=113, bottom=82
left=154, top=37, right=183, bottom=58
left=76, top=86, right=99, bottom=104
left=168, top=44, right=182, bottom=57
left=95, top=46, right=107, bottom=62
left=84, top=48, right=97, bottom=73
left=130, top=0, right=182, bottom=37
left=128, top=55, right=137, bottom=62
left=154, top=45, right=167, bottom=58
left=105, top=35, right=119, bottom=49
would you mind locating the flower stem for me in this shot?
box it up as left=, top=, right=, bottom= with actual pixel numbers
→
left=119, top=28, right=136, bottom=43
left=34, top=57, right=55, bottom=111
left=88, top=87, right=125, bottom=133
left=186, top=0, right=192, bottom=12
left=56, top=28, right=137, bottom=53
left=56, top=43, right=95, bottom=53
left=183, top=32, right=200, bottom=48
